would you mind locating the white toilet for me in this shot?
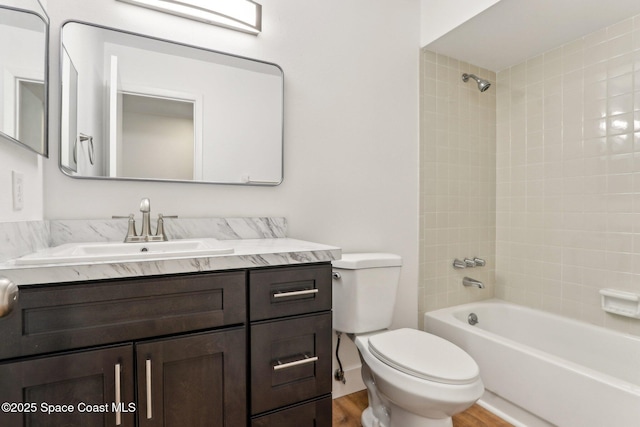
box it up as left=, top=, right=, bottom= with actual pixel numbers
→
left=332, top=253, right=484, bottom=427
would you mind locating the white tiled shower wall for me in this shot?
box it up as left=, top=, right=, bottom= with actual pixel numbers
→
left=419, top=51, right=497, bottom=329
left=497, top=15, right=640, bottom=336
left=421, top=14, right=640, bottom=336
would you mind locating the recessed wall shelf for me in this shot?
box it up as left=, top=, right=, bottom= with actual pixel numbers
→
left=599, top=289, right=640, bottom=319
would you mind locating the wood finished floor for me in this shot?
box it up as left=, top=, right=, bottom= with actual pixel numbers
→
left=332, top=390, right=513, bottom=427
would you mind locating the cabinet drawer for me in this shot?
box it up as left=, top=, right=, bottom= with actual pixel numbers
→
left=249, top=264, right=331, bottom=321
left=0, top=271, right=246, bottom=360
left=251, top=396, right=331, bottom=427
left=250, top=312, right=332, bottom=415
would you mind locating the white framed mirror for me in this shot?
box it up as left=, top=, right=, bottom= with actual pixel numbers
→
left=60, top=21, right=284, bottom=185
left=0, top=0, right=48, bottom=156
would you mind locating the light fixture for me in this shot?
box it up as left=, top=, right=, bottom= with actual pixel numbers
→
left=116, top=0, right=262, bottom=34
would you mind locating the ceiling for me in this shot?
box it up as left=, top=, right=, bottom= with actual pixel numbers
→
left=426, top=0, right=640, bottom=71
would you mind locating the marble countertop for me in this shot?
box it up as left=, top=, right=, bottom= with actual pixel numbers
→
left=0, top=238, right=342, bottom=286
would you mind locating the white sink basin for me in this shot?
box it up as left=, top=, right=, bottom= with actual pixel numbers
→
left=14, top=238, right=234, bottom=265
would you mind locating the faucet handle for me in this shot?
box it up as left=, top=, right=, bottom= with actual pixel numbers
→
left=453, top=259, right=466, bottom=269
left=463, top=258, right=477, bottom=267
left=473, top=257, right=486, bottom=267
left=155, top=214, right=178, bottom=241
left=158, top=214, right=178, bottom=219
left=112, top=214, right=134, bottom=219
left=112, top=214, right=138, bottom=241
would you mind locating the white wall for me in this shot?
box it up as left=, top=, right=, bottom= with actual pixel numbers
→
left=42, top=0, right=421, bottom=395
left=0, top=138, right=43, bottom=221
left=420, top=0, right=500, bottom=46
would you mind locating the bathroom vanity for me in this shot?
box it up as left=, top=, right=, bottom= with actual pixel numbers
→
left=0, top=229, right=338, bottom=427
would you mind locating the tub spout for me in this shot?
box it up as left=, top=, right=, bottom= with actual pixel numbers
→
left=463, top=277, right=484, bottom=289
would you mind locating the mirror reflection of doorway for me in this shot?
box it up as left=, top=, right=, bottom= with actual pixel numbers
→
left=120, top=93, right=195, bottom=180
left=16, top=79, right=45, bottom=153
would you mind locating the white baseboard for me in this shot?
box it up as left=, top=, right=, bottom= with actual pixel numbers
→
left=331, top=366, right=365, bottom=399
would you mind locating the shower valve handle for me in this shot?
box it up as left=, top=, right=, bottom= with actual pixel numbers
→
left=453, top=258, right=486, bottom=269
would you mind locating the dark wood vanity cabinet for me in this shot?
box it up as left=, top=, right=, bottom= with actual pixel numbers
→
left=0, top=271, right=247, bottom=427
left=0, top=263, right=332, bottom=427
left=249, top=264, right=333, bottom=427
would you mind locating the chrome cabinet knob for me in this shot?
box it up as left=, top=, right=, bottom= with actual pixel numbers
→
left=0, top=277, right=18, bottom=318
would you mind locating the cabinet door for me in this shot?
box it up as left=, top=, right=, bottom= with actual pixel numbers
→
left=0, top=345, right=135, bottom=427
left=250, top=313, right=332, bottom=415
left=136, top=328, right=246, bottom=427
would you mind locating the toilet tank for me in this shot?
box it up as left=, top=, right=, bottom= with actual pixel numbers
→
left=332, top=253, right=402, bottom=334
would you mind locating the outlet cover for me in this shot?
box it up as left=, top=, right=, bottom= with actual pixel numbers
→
left=12, top=171, right=24, bottom=211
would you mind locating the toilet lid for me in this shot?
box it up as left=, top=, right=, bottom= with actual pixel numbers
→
left=368, top=328, right=480, bottom=385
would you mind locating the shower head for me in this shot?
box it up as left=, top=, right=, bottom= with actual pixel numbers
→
left=462, top=73, right=491, bottom=92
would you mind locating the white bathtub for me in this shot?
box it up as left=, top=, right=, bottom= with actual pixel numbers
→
left=424, top=300, right=640, bottom=427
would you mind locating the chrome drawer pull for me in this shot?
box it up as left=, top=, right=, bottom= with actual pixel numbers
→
left=115, top=363, right=122, bottom=426
left=273, top=354, right=318, bottom=371
left=273, top=289, right=318, bottom=299
left=145, top=359, right=152, bottom=419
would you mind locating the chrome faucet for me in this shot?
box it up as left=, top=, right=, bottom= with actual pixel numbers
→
left=139, top=198, right=152, bottom=240
left=113, top=198, right=177, bottom=242
left=463, top=277, right=485, bottom=289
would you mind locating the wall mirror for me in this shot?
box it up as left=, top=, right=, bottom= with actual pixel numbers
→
left=0, top=0, right=48, bottom=156
left=60, top=21, right=283, bottom=185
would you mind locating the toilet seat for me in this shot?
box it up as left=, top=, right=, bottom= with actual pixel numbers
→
left=368, top=328, right=480, bottom=385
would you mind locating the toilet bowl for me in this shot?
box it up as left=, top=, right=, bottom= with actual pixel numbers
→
left=332, top=253, right=484, bottom=427
left=355, top=329, right=483, bottom=427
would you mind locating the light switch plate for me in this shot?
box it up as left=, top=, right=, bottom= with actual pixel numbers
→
left=12, top=171, right=24, bottom=211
